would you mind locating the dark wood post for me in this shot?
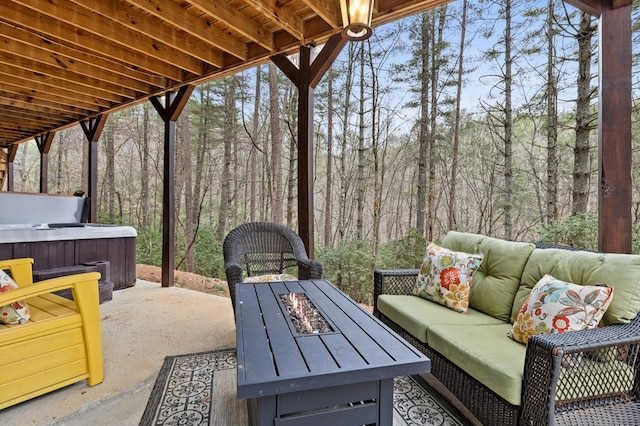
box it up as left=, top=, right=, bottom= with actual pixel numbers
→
left=272, top=34, right=347, bottom=258
left=150, top=85, right=194, bottom=287
left=80, top=114, right=108, bottom=223
left=6, top=144, right=18, bottom=192
left=35, top=133, right=54, bottom=193
left=598, top=2, right=632, bottom=253
left=563, top=0, right=632, bottom=253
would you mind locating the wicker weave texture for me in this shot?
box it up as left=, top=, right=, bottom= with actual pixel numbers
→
left=223, top=222, right=322, bottom=316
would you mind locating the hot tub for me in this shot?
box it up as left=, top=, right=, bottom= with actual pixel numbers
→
left=0, top=223, right=137, bottom=290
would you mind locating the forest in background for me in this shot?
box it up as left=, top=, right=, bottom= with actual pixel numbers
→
left=8, top=0, right=640, bottom=302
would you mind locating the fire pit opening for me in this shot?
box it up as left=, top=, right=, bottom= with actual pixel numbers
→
left=280, top=292, right=333, bottom=335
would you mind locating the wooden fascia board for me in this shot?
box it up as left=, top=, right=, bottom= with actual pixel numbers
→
left=563, top=0, right=632, bottom=16
left=563, top=0, right=601, bottom=15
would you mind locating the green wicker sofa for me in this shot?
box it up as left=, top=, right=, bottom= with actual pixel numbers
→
left=374, top=231, right=640, bottom=426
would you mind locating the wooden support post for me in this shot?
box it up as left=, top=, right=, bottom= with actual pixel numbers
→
left=80, top=114, right=108, bottom=223
left=563, top=0, right=632, bottom=253
left=272, top=34, right=347, bottom=258
left=598, top=3, right=632, bottom=253
left=35, top=133, right=54, bottom=194
left=150, top=85, right=194, bottom=287
left=7, top=145, right=18, bottom=192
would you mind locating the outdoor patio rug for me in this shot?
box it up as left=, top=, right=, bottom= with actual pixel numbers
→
left=139, top=348, right=471, bottom=426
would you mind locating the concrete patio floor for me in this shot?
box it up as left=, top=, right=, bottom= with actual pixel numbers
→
left=0, top=280, right=236, bottom=426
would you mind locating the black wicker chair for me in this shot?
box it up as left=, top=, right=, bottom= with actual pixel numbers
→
left=223, top=222, right=322, bottom=317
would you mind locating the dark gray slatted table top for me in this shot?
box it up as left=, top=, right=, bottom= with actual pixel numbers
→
left=236, top=279, right=430, bottom=399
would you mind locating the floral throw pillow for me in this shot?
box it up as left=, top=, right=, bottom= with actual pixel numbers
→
left=0, top=269, right=30, bottom=325
left=243, top=273, right=297, bottom=283
left=508, top=274, right=614, bottom=345
left=413, top=243, right=484, bottom=314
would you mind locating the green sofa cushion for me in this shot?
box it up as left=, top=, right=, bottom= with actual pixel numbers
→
left=442, top=231, right=535, bottom=322
left=515, top=248, right=640, bottom=325
left=376, top=295, right=503, bottom=343
left=427, top=323, right=526, bottom=406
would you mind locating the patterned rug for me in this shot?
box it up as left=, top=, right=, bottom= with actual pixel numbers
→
left=140, top=348, right=471, bottom=426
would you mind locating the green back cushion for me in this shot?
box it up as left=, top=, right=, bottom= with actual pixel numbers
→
left=442, top=231, right=535, bottom=322
left=516, top=248, right=640, bottom=325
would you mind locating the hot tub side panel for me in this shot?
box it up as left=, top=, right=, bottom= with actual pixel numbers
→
left=0, top=237, right=136, bottom=290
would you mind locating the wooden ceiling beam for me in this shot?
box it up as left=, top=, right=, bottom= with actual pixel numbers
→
left=0, top=37, right=155, bottom=94
left=0, top=21, right=166, bottom=89
left=66, top=0, right=231, bottom=66
left=0, top=93, right=94, bottom=118
left=244, top=0, right=305, bottom=40
left=0, top=51, right=139, bottom=100
left=185, top=0, right=274, bottom=51
left=127, top=0, right=250, bottom=60
left=0, top=110, right=68, bottom=126
left=12, top=0, right=205, bottom=74
left=0, top=67, right=123, bottom=104
left=562, top=0, right=631, bottom=15
left=2, top=82, right=111, bottom=111
left=300, top=0, right=342, bottom=29
left=3, top=1, right=189, bottom=81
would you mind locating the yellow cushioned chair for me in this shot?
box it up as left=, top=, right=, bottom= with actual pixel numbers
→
left=0, top=258, right=103, bottom=409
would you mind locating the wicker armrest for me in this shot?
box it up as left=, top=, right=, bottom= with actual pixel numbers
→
left=520, top=315, right=640, bottom=425
left=296, top=258, right=323, bottom=280
left=373, top=269, right=418, bottom=317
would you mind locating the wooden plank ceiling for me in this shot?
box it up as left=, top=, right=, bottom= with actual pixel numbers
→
left=0, top=0, right=449, bottom=148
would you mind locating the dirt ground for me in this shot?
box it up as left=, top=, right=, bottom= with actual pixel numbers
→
left=136, top=264, right=229, bottom=298
left=137, top=265, right=373, bottom=312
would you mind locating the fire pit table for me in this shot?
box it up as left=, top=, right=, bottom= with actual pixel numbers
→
left=235, top=279, right=430, bottom=426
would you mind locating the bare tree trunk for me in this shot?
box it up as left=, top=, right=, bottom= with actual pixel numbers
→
left=105, top=121, right=116, bottom=221
left=269, top=63, right=283, bottom=224
left=217, top=78, right=236, bottom=241
left=55, top=136, right=63, bottom=192
left=504, top=0, right=513, bottom=240
left=324, top=70, right=334, bottom=246
left=356, top=45, right=366, bottom=239
left=193, top=86, right=210, bottom=235
left=338, top=44, right=355, bottom=240
left=573, top=12, right=595, bottom=214
left=285, top=81, right=297, bottom=227
left=178, top=102, right=195, bottom=272
left=250, top=66, right=261, bottom=222
left=546, top=0, right=558, bottom=224
left=427, top=9, right=446, bottom=242
left=369, top=44, right=383, bottom=257
left=449, top=0, right=467, bottom=230
left=141, top=103, right=150, bottom=229
left=417, top=12, right=430, bottom=237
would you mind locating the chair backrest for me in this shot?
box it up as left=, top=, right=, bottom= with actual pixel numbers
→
left=223, top=222, right=306, bottom=278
